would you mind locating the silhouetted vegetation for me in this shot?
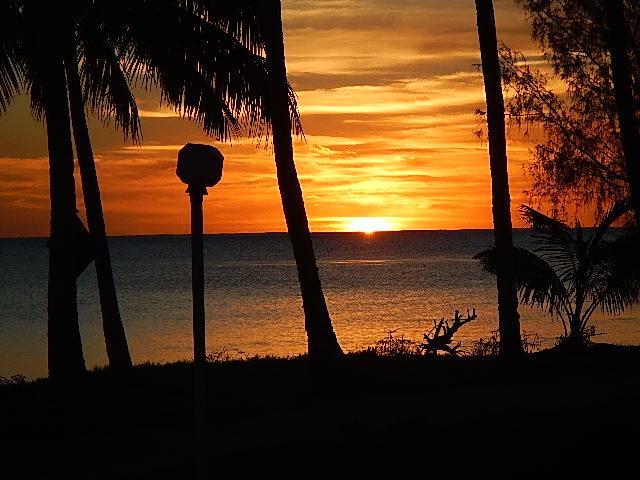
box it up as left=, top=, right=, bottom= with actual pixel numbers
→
left=500, top=0, right=640, bottom=219
left=420, top=308, right=478, bottom=356
left=0, top=0, right=318, bottom=378
left=0, top=374, right=27, bottom=386
left=474, top=0, right=524, bottom=357
left=368, top=308, right=545, bottom=359
left=260, top=0, right=343, bottom=360
left=476, top=202, right=640, bottom=346
left=206, top=348, right=249, bottom=363
left=605, top=0, right=640, bottom=225
left=370, top=330, right=420, bottom=357
left=470, top=330, right=542, bottom=357
left=2, top=349, right=640, bottom=476
left=65, top=27, right=133, bottom=372
left=2, top=0, right=640, bottom=473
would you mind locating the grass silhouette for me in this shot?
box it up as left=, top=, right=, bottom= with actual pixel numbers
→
left=2, top=345, right=639, bottom=477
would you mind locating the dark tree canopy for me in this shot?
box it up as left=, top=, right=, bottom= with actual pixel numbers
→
left=1, top=0, right=302, bottom=144
left=499, top=0, right=640, bottom=218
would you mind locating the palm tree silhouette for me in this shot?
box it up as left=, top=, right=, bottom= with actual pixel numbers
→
left=3, top=2, right=89, bottom=379
left=151, top=0, right=342, bottom=359
left=1, top=0, right=308, bottom=377
left=65, top=55, right=134, bottom=372
left=474, top=0, right=523, bottom=358
left=475, top=202, right=640, bottom=346
left=110, top=0, right=342, bottom=358
left=260, top=0, right=343, bottom=359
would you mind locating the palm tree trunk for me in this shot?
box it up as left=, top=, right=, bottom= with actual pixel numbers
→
left=569, top=291, right=585, bottom=344
left=263, top=0, right=342, bottom=360
left=475, top=0, right=523, bottom=358
left=42, top=52, right=86, bottom=379
left=605, top=0, right=640, bottom=227
left=65, top=55, right=133, bottom=371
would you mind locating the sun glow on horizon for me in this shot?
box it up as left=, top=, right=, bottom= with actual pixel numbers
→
left=0, top=0, right=538, bottom=238
left=342, top=217, right=397, bottom=234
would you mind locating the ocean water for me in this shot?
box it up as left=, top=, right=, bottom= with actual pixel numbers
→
left=1, top=230, right=639, bottom=379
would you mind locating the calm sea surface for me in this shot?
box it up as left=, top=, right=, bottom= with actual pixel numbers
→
left=1, top=230, right=638, bottom=379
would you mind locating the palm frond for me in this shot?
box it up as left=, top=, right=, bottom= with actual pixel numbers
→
left=578, top=199, right=632, bottom=305
left=19, top=3, right=53, bottom=123
left=70, top=3, right=142, bottom=143
left=78, top=43, right=141, bottom=143
left=161, top=62, right=242, bottom=140
left=519, top=204, right=581, bottom=285
left=474, top=245, right=570, bottom=317
left=201, top=0, right=264, bottom=55
left=590, top=233, right=640, bottom=315
left=519, top=204, right=573, bottom=236
left=101, top=0, right=302, bottom=142
left=0, top=1, right=23, bottom=114
left=589, top=198, right=631, bottom=251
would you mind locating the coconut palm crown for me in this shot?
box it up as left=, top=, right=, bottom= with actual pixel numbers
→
left=474, top=202, right=640, bottom=343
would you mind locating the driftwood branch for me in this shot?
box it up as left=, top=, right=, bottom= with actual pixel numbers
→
left=420, top=308, right=478, bottom=357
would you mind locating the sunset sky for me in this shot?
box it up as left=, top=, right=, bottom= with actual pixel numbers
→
left=0, top=0, right=542, bottom=237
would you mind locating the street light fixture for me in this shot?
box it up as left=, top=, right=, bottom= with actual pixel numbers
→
left=177, top=143, right=224, bottom=479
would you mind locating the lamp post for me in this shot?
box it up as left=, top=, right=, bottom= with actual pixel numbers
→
left=177, top=143, right=223, bottom=479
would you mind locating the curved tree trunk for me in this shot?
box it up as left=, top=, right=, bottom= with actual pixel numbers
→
left=605, top=0, right=640, bottom=227
left=65, top=55, right=133, bottom=371
left=263, top=0, right=342, bottom=360
left=475, top=0, right=523, bottom=358
left=42, top=51, right=86, bottom=379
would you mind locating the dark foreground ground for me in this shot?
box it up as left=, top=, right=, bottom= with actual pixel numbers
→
left=2, top=345, right=640, bottom=478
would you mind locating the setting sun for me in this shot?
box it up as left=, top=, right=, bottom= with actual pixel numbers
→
left=0, top=0, right=635, bottom=471
left=343, top=217, right=397, bottom=234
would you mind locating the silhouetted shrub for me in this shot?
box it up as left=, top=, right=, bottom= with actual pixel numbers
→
left=367, top=311, right=544, bottom=359
left=470, top=330, right=542, bottom=357
left=554, top=325, right=602, bottom=350
left=206, top=348, right=248, bottom=363
left=522, top=331, right=543, bottom=353
left=470, top=331, right=500, bottom=357
left=0, top=374, right=27, bottom=386
left=370, top=330, right=420, bottom=357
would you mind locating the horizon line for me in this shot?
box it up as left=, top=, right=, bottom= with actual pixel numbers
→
left=2, top=226, right=623, bottom=241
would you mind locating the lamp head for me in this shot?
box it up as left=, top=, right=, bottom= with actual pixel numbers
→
left=176, top=143, right=224, bottom=194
